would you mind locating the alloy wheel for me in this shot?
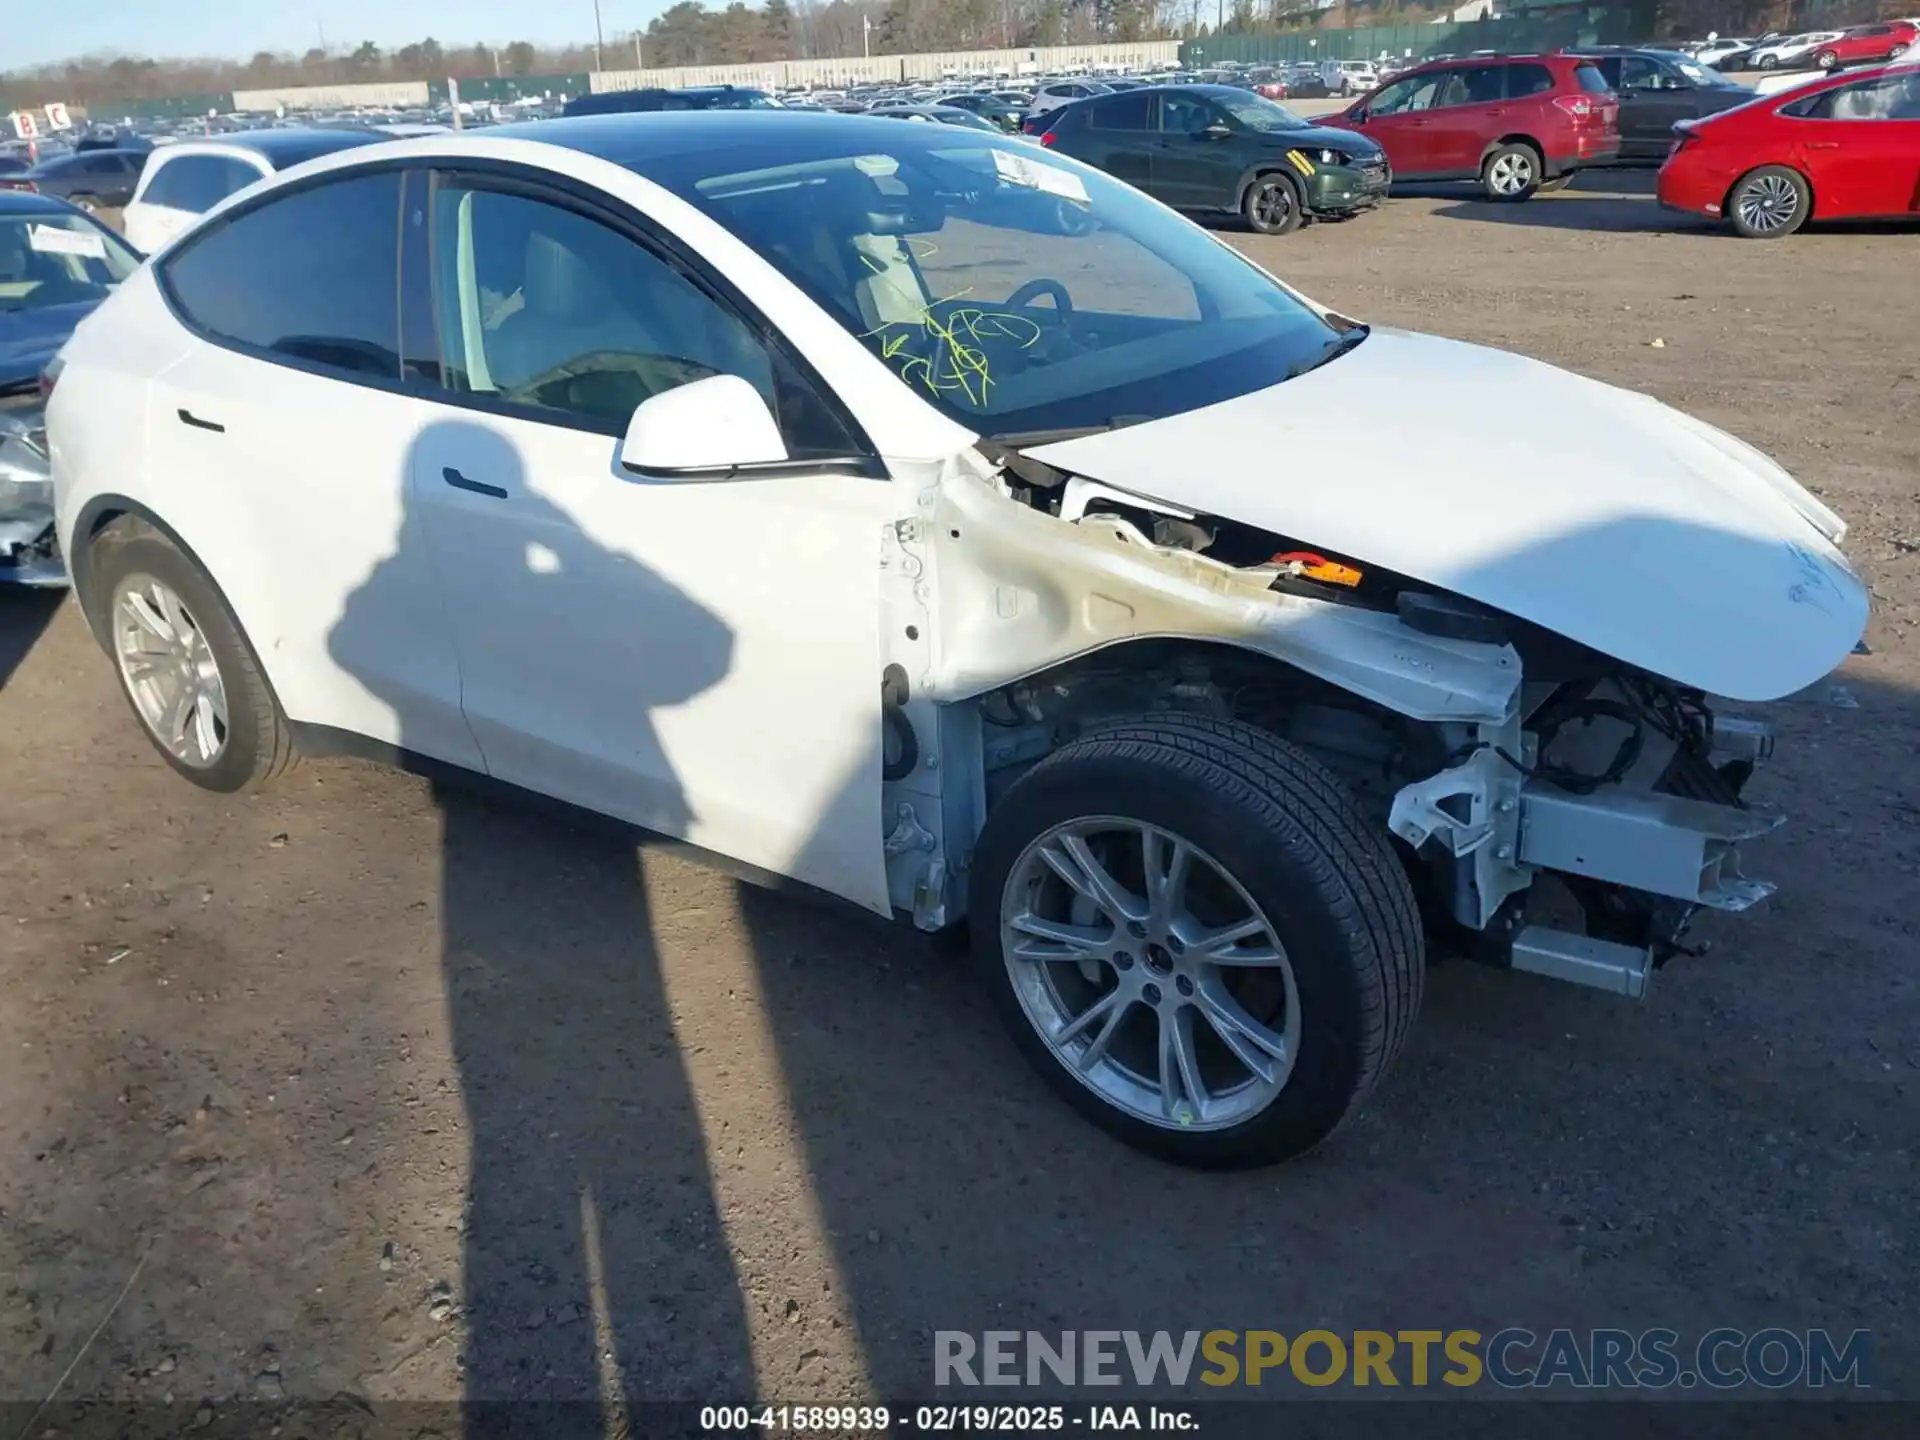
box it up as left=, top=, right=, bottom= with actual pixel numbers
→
left=1251, top=181, right=1294, bottom=230
left=1736, top=173, right=1800, bottom=233
left=113, top=574, right=230, bottom=768
left=1488, top=152, right=1534, bottom=196
left=1000, top=818, right=1301, bottom=1131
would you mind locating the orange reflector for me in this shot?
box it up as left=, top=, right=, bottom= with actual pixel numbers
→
left=1272, top=551, right=1363, bottom=587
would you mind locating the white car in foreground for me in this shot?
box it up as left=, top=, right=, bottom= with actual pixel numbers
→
left=47, top=114, right=1866, bottom=1168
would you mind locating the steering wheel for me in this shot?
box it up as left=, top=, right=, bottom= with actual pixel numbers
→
left=506, top=351, right=722, bottom=412
left=1005, top=278, right=1076, bottom=325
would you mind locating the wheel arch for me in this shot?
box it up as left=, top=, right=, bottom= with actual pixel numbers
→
left=1481, top=134, right=1544, bottom=169
left=70, top=496, right=251, bottom=656
left=1236, top=163, right=1305, bottom=213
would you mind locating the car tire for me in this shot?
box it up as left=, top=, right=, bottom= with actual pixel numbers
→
left=1536, top=173, right=1574, bottom=194
left=88, top=520, right=297, bottom=793
left=1727, top=164, right=1810, bottom=239
left=69, top=193, right=101, bottom=215
left=1814, top=50, right=1839, bottom=70
left=1481, top=142, right=1541, bottom=201
left=969, top=714, right=1424, bottom=1169
left=1242, top=172, right=1304, bottom=235
left=1758, top=54, right=1780, bottom=70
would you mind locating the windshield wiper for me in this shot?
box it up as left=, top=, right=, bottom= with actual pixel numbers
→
left=1285, top=325, right=1369, bottom=381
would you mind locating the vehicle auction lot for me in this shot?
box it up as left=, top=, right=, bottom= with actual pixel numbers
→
left=2, top=174, right=1916, bottom=1412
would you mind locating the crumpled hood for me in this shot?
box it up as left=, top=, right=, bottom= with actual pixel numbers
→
left=1027, top=328, right=1867, bottom=701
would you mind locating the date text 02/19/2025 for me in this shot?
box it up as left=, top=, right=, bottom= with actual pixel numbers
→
left=699, top=1405, right=1200, bottom=1432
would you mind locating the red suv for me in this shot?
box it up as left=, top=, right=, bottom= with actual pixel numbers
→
left=1322, top=54, right=1620, bottom=200
left=1811, top=22, right=1916, bottom=70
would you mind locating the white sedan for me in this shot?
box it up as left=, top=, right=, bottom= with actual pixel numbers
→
left=46, top=113, right=1866, bottom=1168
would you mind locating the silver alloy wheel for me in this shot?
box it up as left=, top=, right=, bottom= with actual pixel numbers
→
left=1000, top=818, right=1301, bottom=1132
left=113, top=574, right=230, bottom=768
left=1488, top=151, right=1534, bottom=196
left=1251, top=180, right=1294, bottom=230
left=1736, top=173, right=1800, bottom=233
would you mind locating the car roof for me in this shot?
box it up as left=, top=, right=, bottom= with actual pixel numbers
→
left=482, top=109, right=994, bottom=162
left=0, top=188, right=97, bottom=215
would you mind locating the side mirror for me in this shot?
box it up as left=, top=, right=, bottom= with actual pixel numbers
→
left=619, top=374, right=787, bottom=478
left=1202, top=120, right=1233, bottom=140
left=1349, top=105, right=1370, bottom=123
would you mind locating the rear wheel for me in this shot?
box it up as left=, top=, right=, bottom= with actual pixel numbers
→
left=970, top=715, right=1424, bottom=1169
left=1758, top=54, right=1780, bottom=70
left=1728, top=165, right=1809, bottom=238
left=1481, top=142, right=1541, bottom=201
left=1243, top=173, right=1304, bottom=235
left=1814, top=50, right=1839, bottom=70
left=89, top=522, right=296, bottom=793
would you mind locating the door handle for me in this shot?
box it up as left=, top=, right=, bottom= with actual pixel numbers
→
left=1806, top=141, right=1840, bottom=149
left=442, top=465, right=508, bottom=499
left=177, top=408, right=224, bottom=433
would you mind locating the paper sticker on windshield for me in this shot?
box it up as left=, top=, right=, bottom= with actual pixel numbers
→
left=28, top=224, right=106, bottom=260
left=991, top=150, right=1091, bottom=206
left=853, top=153, right=900, bottom=177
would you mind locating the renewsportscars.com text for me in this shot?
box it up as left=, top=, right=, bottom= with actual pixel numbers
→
left=934, top=1328, right=1871, bottom=1390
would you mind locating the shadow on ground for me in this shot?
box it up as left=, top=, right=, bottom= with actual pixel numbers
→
left=0, top=586, right=64, bottom=690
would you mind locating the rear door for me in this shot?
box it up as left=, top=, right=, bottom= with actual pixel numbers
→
left=1422, top=63, right=1511, bottom=175
left=1078, top=91, right=1159, bottom=192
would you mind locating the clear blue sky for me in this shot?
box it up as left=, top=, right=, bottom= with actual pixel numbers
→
left=15, top=0, right=672, bottom=70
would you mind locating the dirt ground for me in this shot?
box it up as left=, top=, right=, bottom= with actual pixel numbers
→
left=2, top=172, right=1916, bottom=1424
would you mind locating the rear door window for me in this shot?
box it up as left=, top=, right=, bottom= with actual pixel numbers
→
left=1505, top=63, right=1557, bottom=98
left=1574, top=64, right=1614, bottom=95
left=1088, top=92, right=1155, bottom=130
left=160, top=170, right=403, bottom=381
left=1437, top=66, right=1507, bottom=108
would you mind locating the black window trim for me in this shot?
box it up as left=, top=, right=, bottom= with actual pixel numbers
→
left=154, top=158, right=414, bottom=395
left=417, top=162, right=883, bottom=475
left=151, top=154, right=884, bottom=477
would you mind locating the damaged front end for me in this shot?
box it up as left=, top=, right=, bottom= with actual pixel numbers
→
left=0, top=393, right=65, bottom=587
left=881, top=441, right=1820, bottom=1002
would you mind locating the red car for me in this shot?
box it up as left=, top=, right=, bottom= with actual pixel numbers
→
left=1811, top=22, right=1916, bottom=71
left=1323, top=53, right=1619, bottom=201
left=1657, top=63, right=1920, bottom=237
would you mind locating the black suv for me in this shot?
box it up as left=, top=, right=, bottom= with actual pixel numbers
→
left=562, top=85, right=781, bottom=118
left=1041, top=85, right=1388, bottom=235
left=1562, top=48, right=1756, bottom=161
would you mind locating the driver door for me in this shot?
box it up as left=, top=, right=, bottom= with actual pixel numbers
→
left=1151, top=94, right=1241, bottom=209
left=405, top=169, right=895, bottom=911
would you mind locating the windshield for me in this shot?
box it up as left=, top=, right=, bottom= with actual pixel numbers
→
left=0, top=210, right=138, bottom=314
left=645, top=126, right=1344, bottom=435
left=1211, top=92, right=1313, bottom=131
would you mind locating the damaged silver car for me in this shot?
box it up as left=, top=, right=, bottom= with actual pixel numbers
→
left=2, top=191, right=140, bottom=585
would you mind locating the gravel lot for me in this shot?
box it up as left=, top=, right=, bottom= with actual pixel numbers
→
left=2, top=171, right=1916, bottom=1421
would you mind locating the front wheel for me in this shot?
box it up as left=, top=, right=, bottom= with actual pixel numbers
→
left=1728, top=164, right=1809, bottom=238
left=970, top=715, right=1424, bottom=1169
left=1814, top=50, right=1839, bottom=70
left=1481, top=142, right=1541, bottom=201
left=1243, top=173, right=1304, bottom=235
left=89, top=521, right=296, bottom=792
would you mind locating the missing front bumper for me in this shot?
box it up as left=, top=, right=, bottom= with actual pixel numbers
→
left=1517, top=785, right=1781, bottom=913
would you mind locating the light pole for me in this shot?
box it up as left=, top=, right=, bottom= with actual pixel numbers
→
left=592, top=0, right=606, bottom=70
left=863, top=14, right=871, bottom=59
